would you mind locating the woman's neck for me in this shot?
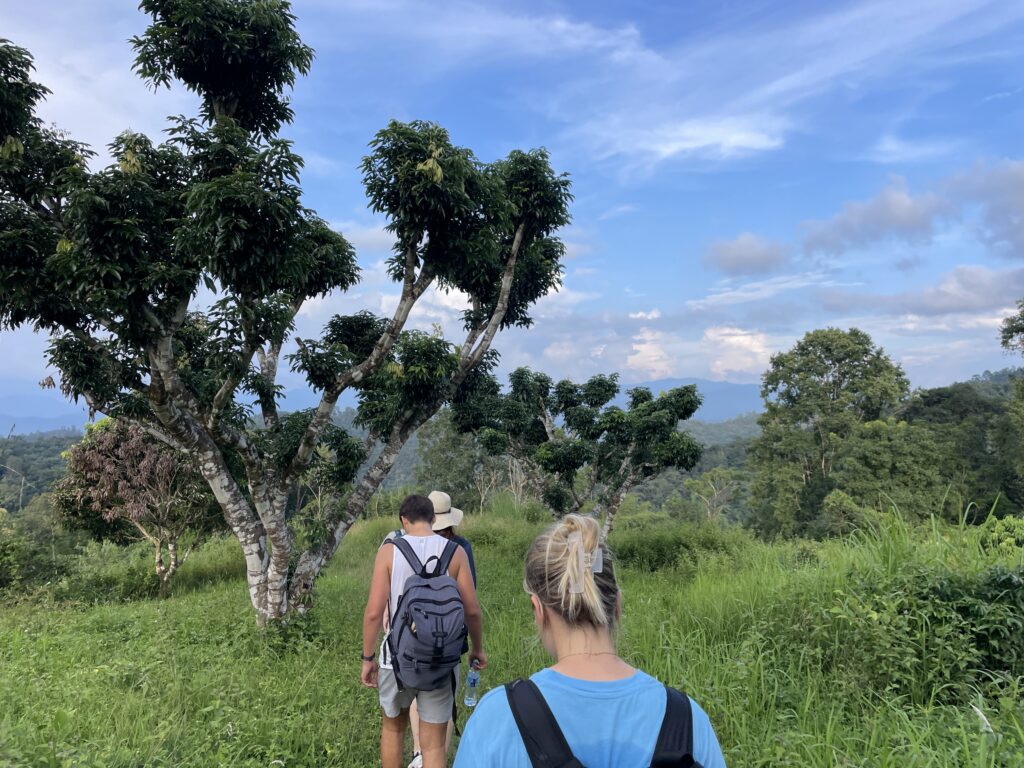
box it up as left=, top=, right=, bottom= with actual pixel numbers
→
left=548, top=627, right=634, bottom=682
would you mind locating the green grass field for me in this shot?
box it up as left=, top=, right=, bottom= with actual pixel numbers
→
left=1, top=502, right=1023, bottom=767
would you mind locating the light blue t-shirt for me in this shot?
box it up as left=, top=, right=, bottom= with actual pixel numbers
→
left=454, top=668, right=726, bottom=768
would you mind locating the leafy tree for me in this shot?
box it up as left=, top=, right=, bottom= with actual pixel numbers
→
left=416, top=409, right=505, bottom=513
left=750, top=328, right=909, bottom=536
left=901, top=383, right=1022, bottom=518
left=683, top=466, right=742, bottom=522
left=0, top=430, right=81, bottom=511
left=0, top=507, right=25, bottom=590
left=53, top=420, right=219, bottom=596
left=0, top=3, right=570, bottom=622
left=454, top=368, right=702, bottom=537
left=829, top=419, right=949, bottom=524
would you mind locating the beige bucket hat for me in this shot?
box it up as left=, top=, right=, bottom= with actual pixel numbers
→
left=428, top=490, right=464, bottom=530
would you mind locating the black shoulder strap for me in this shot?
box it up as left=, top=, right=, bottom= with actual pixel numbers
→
left=436, top=540, right=459, bottom=576
left=651, top=686, right=699, bottom=768
left=387, top=536, right=424, bottom=574
left=505, top=679, right=585, bottom=768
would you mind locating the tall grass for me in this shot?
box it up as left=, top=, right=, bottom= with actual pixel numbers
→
left=0, top=503, right=1021, bottom=766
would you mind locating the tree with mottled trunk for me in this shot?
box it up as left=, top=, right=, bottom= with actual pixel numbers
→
left=54, top=419, right=219, bottom=596
left=452, top=369, right=704, bottom=538
left=0, top=2, right=571, bottom=624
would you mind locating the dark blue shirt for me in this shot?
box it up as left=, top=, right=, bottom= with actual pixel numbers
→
left=453, top=534, right=476, bottom=586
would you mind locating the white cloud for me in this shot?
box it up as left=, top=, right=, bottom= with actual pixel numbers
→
left=577, top=115, right=786, bottom=168
left=819, top=264, right=1024, bottom=317
left=628, top=309, right=662, bottom=320
left=867, top=134, right=959, bottom=164
left=626, top=328, right=674, bottom=379
left=306, top=0, right=1024, bottom=172
left=533, top=286, right=600, bottom=318
left=951, top=160, right=1024, bottom=256
left=597, top=204, right=637, bottom=221
left=688, top=272, right=854, bottom=310
left=331, top=222, right=396, bottom=254
left=703, top=233, right=788, bottom=276
left=803, top=176, right=952, bottom=256
left=701, top=326, right=775, bottom=380
left=2, top=3, right=196, bottom=167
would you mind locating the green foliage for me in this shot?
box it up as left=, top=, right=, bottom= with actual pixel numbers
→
left=0, top=429, right=80, bottom=511
left=610, top=517, right=754, bottom=573
left=132, top=0, right=314, bottom=136
left=902, top=381, right=1024, bottom=518
left=982, top=515, right=1024, bottom=554
left=772, top=563, right=1024, bottom=707
left=751, top=328, right=911, bottom=537
left=830, top=419, right=950, bottom=520
left=50, top=540, right=162, bottom=602
left=454, top=367, right=703, bottom=522
left=0, top=507, right=24, bottom=589
left=1, top=507, right=1023, bottom=765
left=0, top=5, right=573, bottom=619
left=415, top=409, right=504, bottom=512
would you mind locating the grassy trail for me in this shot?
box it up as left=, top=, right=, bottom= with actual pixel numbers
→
left=1, top=508, right=1022, bottom=766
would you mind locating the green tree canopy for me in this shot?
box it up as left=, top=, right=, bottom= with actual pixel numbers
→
left=453, top=367, right=702, bottom=537
left=0, top=2, right=571, bottom=623
left=751, top=328, right=909, bottom=536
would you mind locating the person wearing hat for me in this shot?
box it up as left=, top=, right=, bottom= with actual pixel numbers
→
left=407, top=490, right=478, bottom=768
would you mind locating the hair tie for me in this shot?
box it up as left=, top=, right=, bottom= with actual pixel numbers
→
left=567, top=531, right=604, bottom=594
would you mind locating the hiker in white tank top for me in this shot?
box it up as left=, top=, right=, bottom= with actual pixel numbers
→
left=379, top=531, right=450, bottom=669
left=361, top=494, right=488, bottom=768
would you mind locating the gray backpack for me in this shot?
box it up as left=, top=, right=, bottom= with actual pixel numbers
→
left=385, top=537, right=467, bottom=691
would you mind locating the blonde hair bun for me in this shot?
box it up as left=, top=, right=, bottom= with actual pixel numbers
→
left=524, top=514, right=618, bottom=629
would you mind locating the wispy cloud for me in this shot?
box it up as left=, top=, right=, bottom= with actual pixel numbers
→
left=597, top=204, right=637, bottom=221
left=819, top=264, right=1024, bottom=317
left=866, top=134, right=960, bottom=164
left=688, top=272, right=855, bottom=310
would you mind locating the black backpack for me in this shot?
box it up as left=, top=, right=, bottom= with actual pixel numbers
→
left=385, top=537, right=466, bottom=692
left=504, top=678, right=703, bottom=768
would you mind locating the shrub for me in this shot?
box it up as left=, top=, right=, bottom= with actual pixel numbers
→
left=769, top=562, right=1024, bottom=705
left=610, top=520, right=754, bottom=573
left=52, top=541, right=160, bottom=602
left=982, top=515, right=1024, bottom=554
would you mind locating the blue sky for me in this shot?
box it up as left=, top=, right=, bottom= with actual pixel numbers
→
left=3, top=0, right=1024, bottom=414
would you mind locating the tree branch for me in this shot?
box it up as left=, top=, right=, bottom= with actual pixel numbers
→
left=285, top=243, right=433, bottom=481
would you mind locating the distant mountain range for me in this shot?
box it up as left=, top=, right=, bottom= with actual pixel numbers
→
left=615, top=378, right=762, bottom=422
left=6, top=367, right=1018, bottom=437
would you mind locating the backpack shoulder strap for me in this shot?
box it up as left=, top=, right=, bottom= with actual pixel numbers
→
left=650, top=686, right=699, bottom=768
left=505, top=679, right=585, bottom=768
left=387, top=536, right=425, bottom=574
left=436, top=540, right=459, bottom=576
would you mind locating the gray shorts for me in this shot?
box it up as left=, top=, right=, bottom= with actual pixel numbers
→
left=377, top=666, right=457, bottom=724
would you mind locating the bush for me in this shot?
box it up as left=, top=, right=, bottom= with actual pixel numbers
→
left=982, top=515, right=1024, bottom=554
left=769, top=562, right=1024, bottom=706
left=610, top=520, right=754, bottom=572
left=51, top=541, right=160, bottom=602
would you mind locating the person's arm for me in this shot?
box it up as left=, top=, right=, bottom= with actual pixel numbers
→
left=360, top=545, right=391, bottom=688
left=451, top=546, right=487, bottom=669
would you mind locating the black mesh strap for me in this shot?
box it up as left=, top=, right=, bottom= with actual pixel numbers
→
left=388, top=536, right=425, bottom=574
left=505, top=679, right=585, bottom=768
left=651, top=686, right=700, bottom=767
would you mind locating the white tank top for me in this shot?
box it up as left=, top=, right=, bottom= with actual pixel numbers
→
left=380, top=532, right=450, bottom=669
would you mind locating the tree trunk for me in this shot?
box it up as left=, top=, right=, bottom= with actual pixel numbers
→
left=287, top=427, right=410, bottom=611
left=600, top=473, right=639, bottom=541
left=154, top=540, right=168, bottom=598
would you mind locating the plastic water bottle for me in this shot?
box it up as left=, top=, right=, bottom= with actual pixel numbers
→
left=463, top=662, right=481, bottom=707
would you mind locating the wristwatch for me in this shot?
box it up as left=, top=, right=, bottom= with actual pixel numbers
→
left=360, top=652, right=375, bottom=662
